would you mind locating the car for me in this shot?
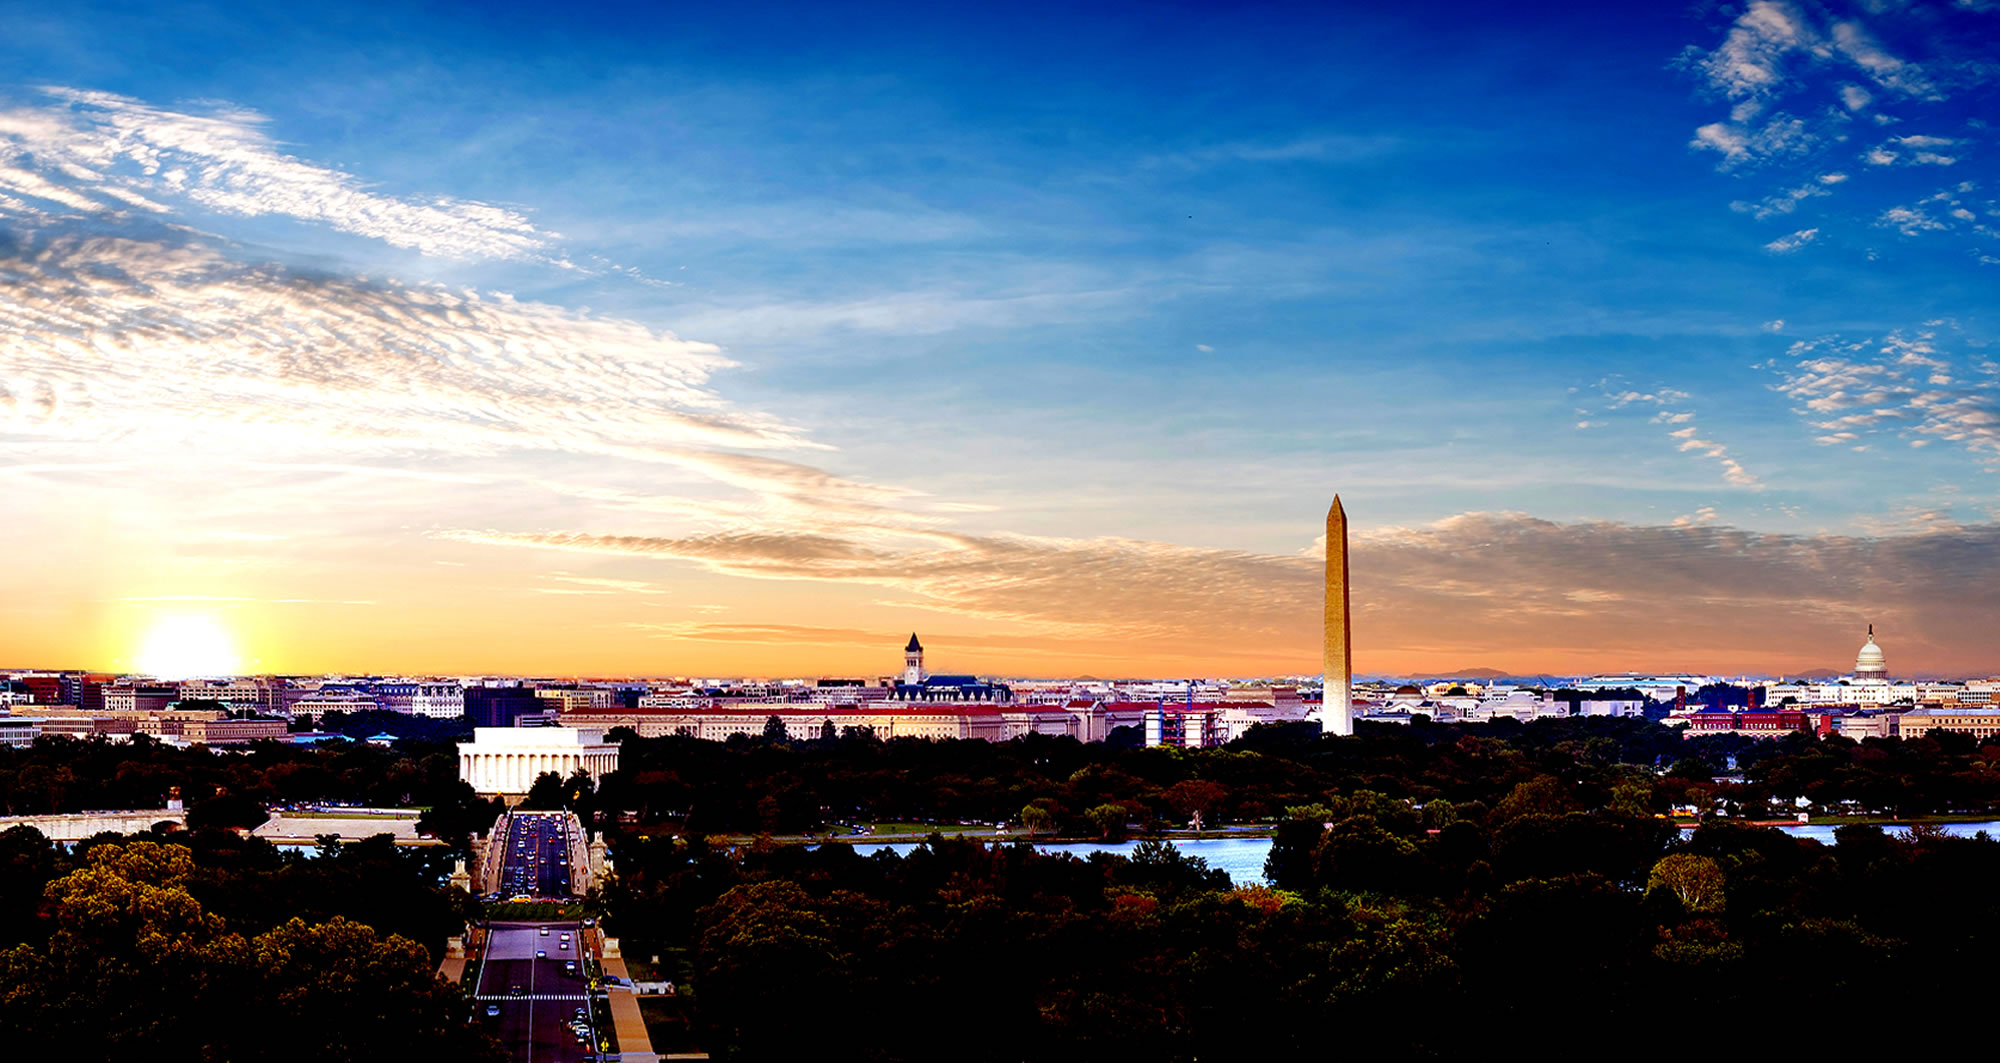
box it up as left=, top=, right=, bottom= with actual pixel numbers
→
left=540, top=927, right=550, bottom=936
left=485, top=1004, right=500, bottom=1017
left=560, top=942, right=568, bottom=950
left=509, top=985, right=525, bottom=997
left=564, top=961, right=577, bottom=973
left=537, top=949, right=547, bottom=958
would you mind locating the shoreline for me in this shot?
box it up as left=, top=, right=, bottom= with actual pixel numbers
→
left=670, top=813, right=2000, bottom=848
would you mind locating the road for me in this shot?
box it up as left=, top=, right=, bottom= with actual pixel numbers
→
left=494, top=810, right=573, bottom=900
left=471, top=812, right=602, bottom=1061
left=475, top=921, right=601, bottom=1062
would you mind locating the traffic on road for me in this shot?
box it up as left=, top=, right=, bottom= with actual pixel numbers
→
left=469, top=812, right=608, bottom=1061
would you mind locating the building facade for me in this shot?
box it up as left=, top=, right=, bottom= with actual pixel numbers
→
left=457, top=727, right=621, bottom=796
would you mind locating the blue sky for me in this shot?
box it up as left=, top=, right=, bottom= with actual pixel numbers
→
left=1, top=0, right=1997, bottom=676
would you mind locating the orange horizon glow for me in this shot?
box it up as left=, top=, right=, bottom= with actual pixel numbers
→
left=25, top=597, right=1983, bottom=682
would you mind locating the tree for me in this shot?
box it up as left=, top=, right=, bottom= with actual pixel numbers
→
left=1020, top=802, right=1054, bottom=838
left=521, top=771, right=567, bottom=811
left=235, top=915, right=500, bottom=1062
left=762, top=715, right=788, bottom=742
left=1164, top=780, right=1228, bottom=832
left=1493, top=775, right=1578, bottom=823
left=1608, top=781, right=1655, bottom=819
left=1265, top=817, right=1325, bottom=892
left=416, top=784, right=503, bottom=853
left=0, top=840, right=504, bottom=1061
left=1646, top=853, right=1727, bottom=914
left=187, top=789, right=269, bottom=831
left=694, top=880, right=862, bottom=1058
left=1123, top=838, right=1231, bottom=894
left=1086, top=803, right=1129, bottom=842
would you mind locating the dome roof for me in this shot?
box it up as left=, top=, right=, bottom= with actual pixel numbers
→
left=1855, top=626, right=1887, bottom=676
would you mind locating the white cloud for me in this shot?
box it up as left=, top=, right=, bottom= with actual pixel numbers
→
left=0, top=220, right=842, bottom=493
left=1764, top=319, right=1787, bottom=331
left=1695, top=1, right=1818, bottom=100
left=1880, top=206, right=1947, bottom=234
left=1830, top=20, right=1936, bottom=99
left=1682, top=2, right=1977, bottom=182
left=0, top=87, right=554, bottom=261
left=1598, top=383, right=1761, bottom=488
left=1775, top=327, right=2000, bottom=463
left=1864, top=135, right=1962, bottom=167
left=1765, top=227, right=1820, bottom=252
left=1691, top=115, right=1819, bottom=169
left=1732, top=181, right=1832, bottom=219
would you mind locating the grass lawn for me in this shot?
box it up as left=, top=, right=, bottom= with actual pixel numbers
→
left=858, top=822, right=1017, bottom=837
left=276, top=809, right=421, bottom=819
left=1806, top=811, right=2000, bottom=826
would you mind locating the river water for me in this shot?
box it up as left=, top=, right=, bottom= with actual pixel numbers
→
left=836, top=821, right=2000, bottom=886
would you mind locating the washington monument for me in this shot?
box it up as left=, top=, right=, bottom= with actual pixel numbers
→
left=1323, top=495, right=1353, bottom=736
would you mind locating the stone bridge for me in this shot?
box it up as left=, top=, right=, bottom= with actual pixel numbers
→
left=0, top=809, right=187, bottom=841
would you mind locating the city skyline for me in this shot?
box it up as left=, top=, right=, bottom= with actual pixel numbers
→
left=4, top=2, right=2000, bottom=677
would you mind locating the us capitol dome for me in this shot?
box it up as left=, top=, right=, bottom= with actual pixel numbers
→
left=1854, top=625, right=1888, bottom=681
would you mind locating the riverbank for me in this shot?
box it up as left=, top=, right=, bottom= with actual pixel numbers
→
left=690, top=825, right=1279, bottom=846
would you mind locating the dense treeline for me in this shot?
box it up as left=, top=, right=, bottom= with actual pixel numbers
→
left=599, top=719, right=2000, bottom=1060
left=11, top=715, right=2000, bottom=840
left=607, top=822, right=1997, bottom=1060
left=7, top=717, right=2000, bottom=1059
left=595, top=716, right=2000, bottom=835
left=0, top=729, right=501, bottom=849
left=0, top=827, right=498, bottom=1061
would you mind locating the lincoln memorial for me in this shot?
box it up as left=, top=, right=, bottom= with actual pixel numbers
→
left=458, top=726, right=620, bottom=797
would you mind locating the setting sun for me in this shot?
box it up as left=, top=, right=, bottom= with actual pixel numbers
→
left=134, top=615, right=242, bottom=679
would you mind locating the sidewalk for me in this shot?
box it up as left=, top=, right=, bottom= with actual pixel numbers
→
left=438, top=925, right=483, bottom=984
left=592, top=931, right=657, bottom=1059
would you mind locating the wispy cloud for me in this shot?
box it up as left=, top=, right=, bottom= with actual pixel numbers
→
left=547, top=572, right=670, bottom=595
left=1678, top=0, right=1993, bottom=255
left=1687, top=1, right=1819, bottom=103
left=1775, top=326, right=2000, bottom=463
left=1731, top=179, right=1834, bottom=219
left=1137, top=133, right=1402, bottom=171
left=0, top=87, right=555, bottom=261
left=438, top=525, right=1320, bottom=648
left=1765, top=226, right=1820, bottom=252
left=1349, top=510, right=2000, bottom=672
left=436, top=511, right=2000, bottom=673
left=1589, top=381, right=1762, bottom=488
left=0, top=219, right=817, bottom=475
